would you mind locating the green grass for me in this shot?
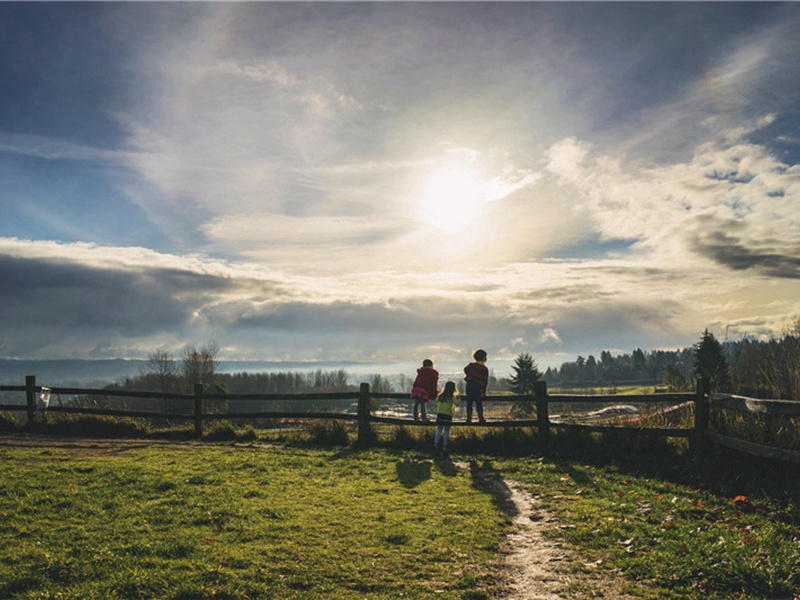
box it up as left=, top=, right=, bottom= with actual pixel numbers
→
left=498, top=453, right=800, bottom=599
left=1, top=423, right=799, bottom=599
left=0, top=442, right=505, bottom=599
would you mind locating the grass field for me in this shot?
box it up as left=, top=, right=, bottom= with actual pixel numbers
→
left=1, top=430, right=799, bottom=599
left=0, top=440, right=506, bottom=600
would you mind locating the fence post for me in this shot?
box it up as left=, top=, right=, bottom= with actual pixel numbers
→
left=194, top=383, right=204, bottom=439
left=692, top=376, right=710, bottom=456
left=357, top=382, right=372, bottom=447
left=25, top=375, right=36, bottom=428
left=534, top=380, right=550, bottom=447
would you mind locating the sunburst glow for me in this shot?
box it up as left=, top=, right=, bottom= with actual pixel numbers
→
left=421, top=165, right=485, bottom=233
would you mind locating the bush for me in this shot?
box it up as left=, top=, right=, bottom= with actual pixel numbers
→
left=306, top=420, right=350, bottom=446
left=203, top=421, right=239, bottom=441
left=0, top=412, right=21, bottom=433
left=35, top=414, right=148, bottom=438
left=390, top=425, right=417, bottom=449
left=203, top=421, right=259, bottom=442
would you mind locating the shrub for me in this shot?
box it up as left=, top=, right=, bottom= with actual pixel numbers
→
left=35, top=414, right=148, bottom=438
left=203, top=421, right=238, bottom=441
left=390, top=425, right=417, bottom=449
left=0, top=412, right=21, bottom=433
left=306, top=420, right=350, bottom=446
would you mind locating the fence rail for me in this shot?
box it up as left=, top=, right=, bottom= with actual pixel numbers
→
left=1, top=376, right=798, bottom=462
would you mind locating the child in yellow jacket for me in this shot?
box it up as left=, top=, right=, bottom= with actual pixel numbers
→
left=433, top=381, right=460, bottom=452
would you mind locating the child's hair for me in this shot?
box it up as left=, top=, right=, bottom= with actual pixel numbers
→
left=473, top=349, right=487, bottom=362
left=440, top=380, right=458, bottom=400
left=422, top=358, right=433, bottom=367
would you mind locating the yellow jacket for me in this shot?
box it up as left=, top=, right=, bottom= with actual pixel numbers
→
left=435, top=392, right=461, bottom=417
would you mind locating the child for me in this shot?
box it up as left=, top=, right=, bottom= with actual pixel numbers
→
left=410, top=359, right=439, bottom=422
left=464, top=348, right=489, bottom=423
left=433, top=381, right=460, bottom=452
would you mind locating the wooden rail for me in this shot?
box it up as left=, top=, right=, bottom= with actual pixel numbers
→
left=703, top=392, right=800, bottom=464
left=1, top=376, right=798, bottom=462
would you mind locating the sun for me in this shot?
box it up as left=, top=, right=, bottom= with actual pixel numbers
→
left=420, top=165, right=484, bottom=233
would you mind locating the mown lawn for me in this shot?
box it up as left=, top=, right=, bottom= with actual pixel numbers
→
left=1, top=436, right=799, bottom=599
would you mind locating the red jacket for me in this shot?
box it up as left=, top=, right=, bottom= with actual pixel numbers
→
left=411, top=367, right=439, bottom=400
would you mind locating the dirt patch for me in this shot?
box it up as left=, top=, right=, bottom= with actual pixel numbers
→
left=461, top=460, right=638, bottom=600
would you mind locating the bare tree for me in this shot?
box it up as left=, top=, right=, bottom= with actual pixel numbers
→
left=141, top=349, right=179, bottom=393
left=760, top=316, right=800, bottom=400
left=182, top=341, right=220, bottom=390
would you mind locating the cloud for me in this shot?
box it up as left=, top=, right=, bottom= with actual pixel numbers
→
left=4, top=3, right=800, bottom=369
left=691, top=227, right=800, bottom=279
left=539, top=328, right=563, bottom=345
left=528, top=118, right=800, bottom=278
left=0, top=131, right=133, bottom=164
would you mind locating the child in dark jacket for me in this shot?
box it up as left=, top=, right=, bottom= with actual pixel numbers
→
left=464, top=349, right=489, bottom=423
left=410, top=359, right=439, bottom=422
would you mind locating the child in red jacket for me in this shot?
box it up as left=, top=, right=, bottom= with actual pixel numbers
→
left=410, top=359, right=439, bottom=422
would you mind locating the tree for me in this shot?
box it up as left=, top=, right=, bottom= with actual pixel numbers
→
left=693, top=329, right=731, bottom=392
left=509, top=353, right=543, bottom=394
left=759, top=316, right=800, bottom=400
left=664, top=363, right=688, bottom=391
left=509, top=353, right=542, bottom=418
left=141, top=349, right=179, bottom=393
left=182, top=341, right=220, bottom=390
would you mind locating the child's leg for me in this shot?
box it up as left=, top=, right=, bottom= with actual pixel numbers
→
left=420, top=401, right=427, bottom=421
left=434, top=423, right=443, bottom=447
left=442, top=425, right=451, bottom=450
left=466, top=397, right=473, bottom=422
left=476, top=397, right=485, bottom=422
left=413, top=399, right=420, bottom=420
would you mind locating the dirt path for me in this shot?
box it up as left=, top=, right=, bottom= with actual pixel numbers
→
left=459, top=460, right=637, bottom=600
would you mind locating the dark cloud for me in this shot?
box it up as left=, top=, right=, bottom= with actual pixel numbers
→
left=692, top=231, right=800, bottom=279
left=0, top=254, right=243, bottom=355
left=225, top=296, right=512, bottom=335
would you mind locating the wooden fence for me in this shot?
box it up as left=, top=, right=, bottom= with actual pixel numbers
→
left=1, top=376, right=798, bottom=463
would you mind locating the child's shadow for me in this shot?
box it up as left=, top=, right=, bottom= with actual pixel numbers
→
left=432, top=453, right=458, bottom=477
left=396, top=458, right=432, bottom=488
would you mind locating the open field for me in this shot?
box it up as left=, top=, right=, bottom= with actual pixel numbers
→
left=1, top=433, right=799, bottom=599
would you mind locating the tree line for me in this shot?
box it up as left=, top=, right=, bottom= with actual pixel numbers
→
left=534, top=317, right=800, bottom=400
left=114, top=342, right=385, bottom=396
left=117, top=316, right=800, bottom=404
left=543, top=347, right=695, bottom=389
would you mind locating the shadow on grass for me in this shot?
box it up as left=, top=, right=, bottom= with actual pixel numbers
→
left=395, top=458, right=432, bottom=488
left=548, top=459, right=597, bottom=487
left=432, top=452, right=459, bottom=477
left=467, top=458, right=519, bottom=518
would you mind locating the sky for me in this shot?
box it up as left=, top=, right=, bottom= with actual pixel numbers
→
left=1, top=2, right=800, bottom=377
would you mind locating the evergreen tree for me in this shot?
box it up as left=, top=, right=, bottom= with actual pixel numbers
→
left=664, top=363, right=688, bottom=391
left=509, top=353, right=542, bottom=394
left=693, top=329, right=731, bottom=392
